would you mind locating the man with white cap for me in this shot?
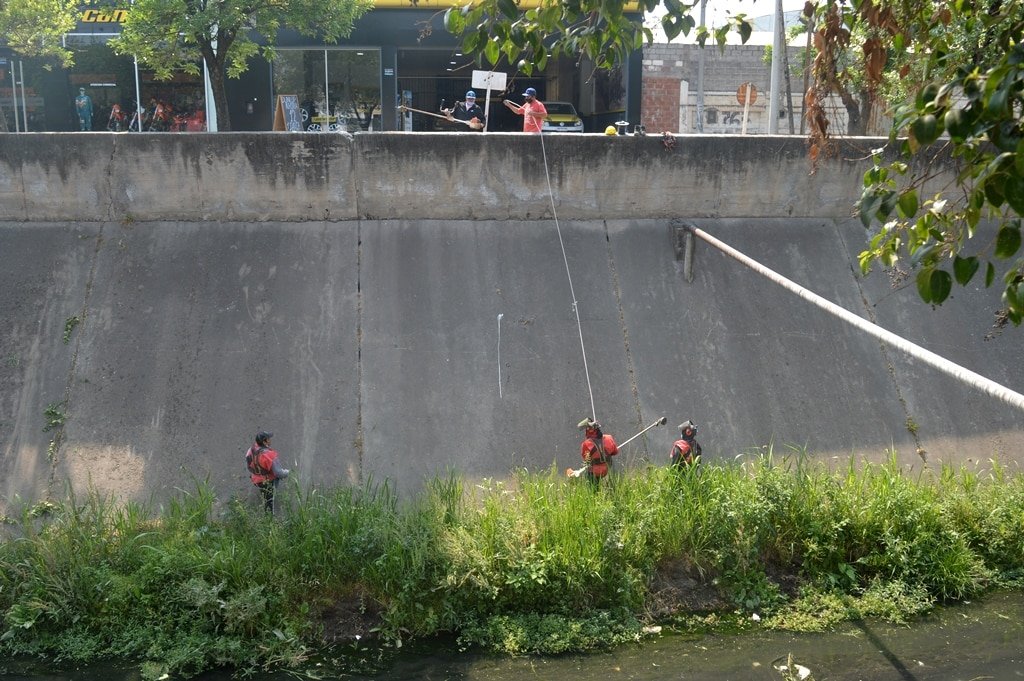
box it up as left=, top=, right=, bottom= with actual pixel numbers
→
left=503, top=87, right=547, bottom=133
left=445, top=90, right=486, bottom=130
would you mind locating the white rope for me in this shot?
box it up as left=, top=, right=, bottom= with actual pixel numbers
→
left=539, top=131, right=597, bottom=421
left=691, top=227, right=1024, bottom=413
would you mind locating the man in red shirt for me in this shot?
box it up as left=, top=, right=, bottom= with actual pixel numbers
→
left=245, top=430, right=290, bottom=513
left=578, top=417, right=619, bottom=485
left=503, top=87, right=548, bottom=133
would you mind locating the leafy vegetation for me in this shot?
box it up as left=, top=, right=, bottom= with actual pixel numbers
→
left=442, top=0, right=751, bottom=76
left=62, top=316, right=79, bottom=345
left=804, top=0, right=1024, bottom=328
left=41, top=401, right=65, bottom=432
left=1, top=455, right=1022, bottom=678
left=0, top=0, right=76, bottom=66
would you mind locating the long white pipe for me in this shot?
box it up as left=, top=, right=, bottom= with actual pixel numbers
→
left=690, top=227, right=1024, bottom=413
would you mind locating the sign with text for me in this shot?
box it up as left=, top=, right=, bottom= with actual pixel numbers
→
left=273, top=95, right=302, bottom=131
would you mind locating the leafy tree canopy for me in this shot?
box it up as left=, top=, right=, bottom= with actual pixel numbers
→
left=447, top=0, right=1023, bottom=329
left=111, top=0, right=373, bottom=130
left=836, top=0, right=1024, bottom=329
left=0, top=0, right=77, bottom=65
left=443, top=0, right=751, bottom=74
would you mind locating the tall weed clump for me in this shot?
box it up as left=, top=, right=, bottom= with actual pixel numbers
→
left=935, top=461, right=1024, bottom=582
left=0, top=485, right=307, bottom=678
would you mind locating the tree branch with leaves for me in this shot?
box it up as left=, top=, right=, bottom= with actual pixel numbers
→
left=840, top=0, right=1024, bottom=328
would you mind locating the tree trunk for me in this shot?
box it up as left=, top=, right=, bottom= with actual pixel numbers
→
left=838, top=88, right=864, bottom=135
left=783, top=42, right=795, bottom=134
left=207, top=62, right=231, bottom=131
left=199, top=38, right=232, bottom=131
left=859, top=89, right=874, bottom=135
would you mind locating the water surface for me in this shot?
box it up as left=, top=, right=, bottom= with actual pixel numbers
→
left=2, top=591, right=1021, bottom=680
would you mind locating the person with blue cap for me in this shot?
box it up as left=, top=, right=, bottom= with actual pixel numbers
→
left=444, top=89, right=486, bottom=131
left=503, top=86, right=547, bottom=133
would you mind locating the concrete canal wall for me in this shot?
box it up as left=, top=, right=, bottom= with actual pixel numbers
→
left=1, top=133, right=1020, bottom=508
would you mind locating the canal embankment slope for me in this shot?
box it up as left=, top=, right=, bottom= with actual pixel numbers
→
left=0, top=133, right=1020, bottom=509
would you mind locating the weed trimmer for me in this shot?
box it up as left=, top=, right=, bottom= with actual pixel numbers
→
left=565, top=416, right=667, bottom=477
left=398, top=104, right=483, bottom=130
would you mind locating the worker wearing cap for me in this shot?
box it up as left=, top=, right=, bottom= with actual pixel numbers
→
left=670, top=420, right=702, bottom=468
left=245, top=430, right=290, bottom=513
left=578, top=417, right=619, bottom=484
left=503, top=87, right=547, bottom=133
left=446, top=90, right=486, bottom=130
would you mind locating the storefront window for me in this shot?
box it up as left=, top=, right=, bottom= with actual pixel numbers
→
left=272, top=49, right=380, bottom=132
left=3, top=37, right=207, bottom=132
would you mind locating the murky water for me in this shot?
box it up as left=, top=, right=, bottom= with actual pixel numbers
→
left=2, top=591, right=1022, bottom=680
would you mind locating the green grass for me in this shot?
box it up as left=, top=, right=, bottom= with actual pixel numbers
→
left=1, top=453, right=1022, bottom=679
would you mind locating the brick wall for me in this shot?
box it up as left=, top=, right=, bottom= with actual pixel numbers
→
left=640, top=76, right=681, bottom=133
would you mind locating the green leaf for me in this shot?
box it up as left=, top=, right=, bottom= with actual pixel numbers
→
left=497, top=0, right=518, bottom=20
left=444, top=8, right=462, bottom=34
left=876, top=191, right=898, bottom=222
left=994, top=224, right=1022, bottom=258
left=916, top=83, right=939, bottom=109
left=953, top=255, right=980, bottom=285
left=662, top=15, right=683, bottom=40
left=1017, top=139, right=1024, bottom=176
left=987, top=85, right=1010, bottom=116
left=916, top=268, right=935, bottom=303
left=1004, top=176, right=1024, bottom=215
left=910, top=114, right=941, bottom=146
left=484, top=37, right=500, bottom=65
left=944, top=108, right=970, bottom=142
left=897, top=189, right=919, bottom=218
left=738, top=19, right=752, bottom=43
left=984, top=176, right=1006, bottom=207
left=986, top=262, right=996, bottom=287
left=859, top=192, right=882, bottom=228
left=930, top=269, right=953, bottom=304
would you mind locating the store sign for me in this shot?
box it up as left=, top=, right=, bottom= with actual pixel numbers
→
left=80, top=9, right=128, bottom=22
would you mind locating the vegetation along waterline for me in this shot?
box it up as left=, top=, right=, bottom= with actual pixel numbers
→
left=1, top=453, right=1022, bottom=680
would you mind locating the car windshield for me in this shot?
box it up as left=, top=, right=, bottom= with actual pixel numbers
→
left=545, top=103, right=577, bottom=116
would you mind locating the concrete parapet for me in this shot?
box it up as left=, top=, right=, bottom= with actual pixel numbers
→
left=2, top=132, right=881, bottom=222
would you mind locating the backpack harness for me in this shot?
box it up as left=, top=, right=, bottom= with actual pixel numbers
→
left=246, top=445, right=271, bottom=477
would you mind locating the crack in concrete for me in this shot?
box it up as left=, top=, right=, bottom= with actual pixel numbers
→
left=46, top=222, right=106, bottom=499
left=605, top=221, right=646, bottom=465
left=834, top=219, right=927, bottom=463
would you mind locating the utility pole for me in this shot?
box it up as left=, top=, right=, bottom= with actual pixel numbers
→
left=768, top=0, right=784, bottom=133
